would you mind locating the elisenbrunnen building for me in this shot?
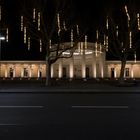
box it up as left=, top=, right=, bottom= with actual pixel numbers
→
left=0, top=42, right=139, bottom=79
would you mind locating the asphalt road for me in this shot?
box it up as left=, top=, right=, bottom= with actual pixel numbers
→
left=0, top=93, right=139, bottom=140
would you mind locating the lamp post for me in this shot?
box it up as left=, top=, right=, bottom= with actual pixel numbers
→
left=0, top=35, right=5, bottom=79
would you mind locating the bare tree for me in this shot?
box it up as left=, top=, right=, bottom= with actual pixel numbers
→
left=19, top=0, right=86, bottom=86
left=104, top=3, right=140, bottom=84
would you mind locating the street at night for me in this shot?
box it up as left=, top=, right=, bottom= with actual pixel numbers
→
left=0, top=92, right=139, bottom=139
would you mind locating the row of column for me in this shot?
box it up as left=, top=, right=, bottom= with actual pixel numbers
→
left=111, top=64, right=134, bottom=78
left=51, top=53, right=105, bottom=78
left=1, top=65, right=42, bottom=78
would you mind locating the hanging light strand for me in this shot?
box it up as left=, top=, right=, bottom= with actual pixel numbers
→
left=129, top=31, right=132, bottom=48
left=106, top=16, right=109, bottom=30
left=28, top=37, right=30, bottom=50
left=71, top=29, right=73, bottom=47
left=21, top=16, right=24, bottom=31
left=38, top=12, right=41, bottom=31
left=85, top=35, right=87, bottom=49
left=24, top=26, right=27, bottom=44
left=6, top=28, right=8, bottom=42
left=137, top=13, right=140, bottom=30
left=125, top=5, right=130, bottom=27
left=33, top=8, right=36, bottom=22
left=57, top=13, right=61, bottom=36
left=134, top=51, right=137, bottom=63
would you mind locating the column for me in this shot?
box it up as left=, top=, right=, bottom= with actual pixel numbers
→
left=21, top=65, right=24, bottom=78
left=69, top=57, right=74, bottom=79
left=114, top=65, right=117, bottom=78
left=29, top=65, right=32, bottom=78
left=13, top=65, right=16, bottom=78
left=5, top=65, right=8, bottom=78
left=58, top=59, right=62, bottom=78
left=92, top=52, right=96, bottom=78
left=81, top=45, right=86, bottom=78
left=131, top=64, right=134, bottom=78
left=99, top=54, right=104, bottom=78
left=51, top=64, right=54, bottom=78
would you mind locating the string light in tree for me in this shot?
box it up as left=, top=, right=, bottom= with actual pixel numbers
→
left=24, top=26, right=26, bottom=43
left=38, top=12, right=40, bottom=30
left=57, top=13, right=61, bottom=36
left=137, top=13, right=140, bottom=30
left=106, top=16, right=109, bottom=30
left=28, top=37, right=30, bottom=50
left=134, top=51, right=137, bottom=63
left=33, top=8, right=36, bottom=22
left=76, top=25, right=79, bottom=36
left=125, top=5, right=130, bottom=27
left=106, top=36, right=108, bottom=51
left=6, top=28, right=8, bottom=42
left=71, top=29, right=73, bottom=47
left=95, top=42, right=98, bottom=56
left=49, top=40, right=51, bottom=49
left=129, top=31, right=132, bottom=48
left=104, top=35, right=106, bottom=46
left=21, top=16, right=24, bottom=31
left=63, top=21, right=66, bottom=31
left=40, top=39, right=42, bottom=52
left=116, top=26, right=118, bottom=37
left=85, top=35, right=87, bottom=49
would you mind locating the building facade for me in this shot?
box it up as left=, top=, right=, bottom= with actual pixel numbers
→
left=0, top=42, right=139, bottom=79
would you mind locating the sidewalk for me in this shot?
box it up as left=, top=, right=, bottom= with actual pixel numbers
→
left=0, top=79, right=140, bottom=93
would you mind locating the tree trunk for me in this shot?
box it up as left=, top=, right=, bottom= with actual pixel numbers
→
left=46, top=60, right=51, bottom=86
left=119, top=59, right=126, bottom=84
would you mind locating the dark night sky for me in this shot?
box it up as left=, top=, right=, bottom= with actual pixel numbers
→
left=1, top=0, right=140, bottom=60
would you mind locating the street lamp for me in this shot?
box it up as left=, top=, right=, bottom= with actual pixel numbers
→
left=0, top=34, right=5, bottom=79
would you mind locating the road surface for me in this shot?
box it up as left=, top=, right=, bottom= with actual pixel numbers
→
left=0, top=93, right=139, bottom=140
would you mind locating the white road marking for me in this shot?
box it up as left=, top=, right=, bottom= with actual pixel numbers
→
left=0, top=124, right=20, bottom=126
left=72, top=105, right=129, bottom=109
left=0, top=106, right=44, bottom=108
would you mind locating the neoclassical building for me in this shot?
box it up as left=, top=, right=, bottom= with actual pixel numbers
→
left=0, top=42, right=139, bottom=79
